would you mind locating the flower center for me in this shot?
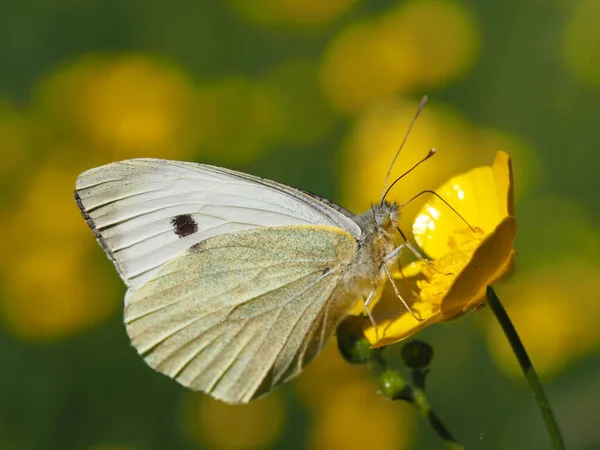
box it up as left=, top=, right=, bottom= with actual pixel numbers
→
left=417, top=227, right=485, bottom=307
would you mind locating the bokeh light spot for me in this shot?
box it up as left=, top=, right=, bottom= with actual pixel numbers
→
left=296, top=343, right=414, bottom=450
left=321, top=0, right=481, bottom=113
left=308, top=381, right=413, bottom=450
left=0, top=165, right=119, bottom=341
left=183, top=391, right=285, bottom=449
left=35, top=54, right=200, bottom=162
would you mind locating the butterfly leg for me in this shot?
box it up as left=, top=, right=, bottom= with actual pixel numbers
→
left=382, top=263, right=423, bottom=322
left=384, top=233, right=426, bottom=263
left=363, top=288, right=379, bottom=342
left=382, top=241, right=424, bottom=322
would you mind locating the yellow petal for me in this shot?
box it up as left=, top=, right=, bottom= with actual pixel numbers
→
left=365, top=306, right=444, bottom=348
left=347, top=283, right=384, bottom=317
left=413, top=150, right=513, bottom=259
left=439, top=216, right=517, bottom=315
left=493, top=150, right=515, bottom=217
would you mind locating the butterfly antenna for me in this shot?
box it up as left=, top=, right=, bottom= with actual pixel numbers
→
left=379, top=95, right=428, bottom=204
left=380, top=148, right=436, bottom=204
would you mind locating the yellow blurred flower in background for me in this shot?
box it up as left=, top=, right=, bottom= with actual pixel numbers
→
left=35, top=54, right=200, bottom=163
left=296, top=343, right=414, bottom=450
left=227, top=0, right=357, bottom=26
left=321, top=0, right=480, bottom=114
left=0, top=165, right=119, bottom=341
left=308, top=381, right=412, bottom=450
left=363, top=151, right=517, bottom=346
left=183, top=391, right=285, bottom=450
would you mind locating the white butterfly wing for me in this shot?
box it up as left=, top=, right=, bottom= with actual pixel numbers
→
left=125, top=226, right=359, bottom=404
left=75, top=158, right=361, bottom=290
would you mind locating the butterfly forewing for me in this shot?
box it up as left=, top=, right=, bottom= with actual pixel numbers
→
left=75, top=158, right=361, bottom=290
left=125, top=226, right=359, bottom=404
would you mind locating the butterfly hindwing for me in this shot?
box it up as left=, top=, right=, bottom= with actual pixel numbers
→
left=124, top=226, right=359, bottom=404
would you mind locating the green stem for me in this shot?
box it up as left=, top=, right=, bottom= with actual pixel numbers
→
left=336, top=320, right=464, bottom=449
left=378, top=365, right=463, bottom=449
left=486, top=286, right=566, bottom=450
left=401, top=386, right=464, bottom=450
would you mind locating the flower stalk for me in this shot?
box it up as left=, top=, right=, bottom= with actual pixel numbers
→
left=486, top=286, right=566, bottom=450
left=377, top=349, right=463, bottom=450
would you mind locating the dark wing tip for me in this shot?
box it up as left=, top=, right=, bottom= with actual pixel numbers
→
left=74, top=189, right=121, bottom=271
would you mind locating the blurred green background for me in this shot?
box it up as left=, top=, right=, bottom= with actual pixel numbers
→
left=1, top=0, right=599, bottom=449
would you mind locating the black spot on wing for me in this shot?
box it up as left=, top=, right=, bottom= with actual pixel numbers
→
left=171, top=214, right=198, bottom=238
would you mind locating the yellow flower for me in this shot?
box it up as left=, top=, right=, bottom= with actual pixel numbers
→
left=35, top=54, right=199, bottom=162
left=363, top=151, right=517, bottom=347
left=321, top=0, right=480, bottom=114
left=0, top=165, right=119, bottom=341
left=183, top=391, right=285, bottom=449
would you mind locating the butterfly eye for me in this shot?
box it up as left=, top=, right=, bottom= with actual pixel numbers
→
left=376, top=211, right=391, bottom=228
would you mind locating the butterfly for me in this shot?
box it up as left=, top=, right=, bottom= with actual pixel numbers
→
left=74, top=99, right=432, bottom=404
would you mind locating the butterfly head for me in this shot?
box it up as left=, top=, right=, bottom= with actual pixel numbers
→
left=372, top=201, right=401, bottom=235
left=351, top=201, right=402, bottom=282
left=353, top=201, right=401, bottom=248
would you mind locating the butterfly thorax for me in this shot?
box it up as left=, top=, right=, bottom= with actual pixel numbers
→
left=347, top=201, right=401, bottom=287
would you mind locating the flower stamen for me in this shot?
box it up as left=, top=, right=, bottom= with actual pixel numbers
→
left=418, top=227, right=485, bottom=306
